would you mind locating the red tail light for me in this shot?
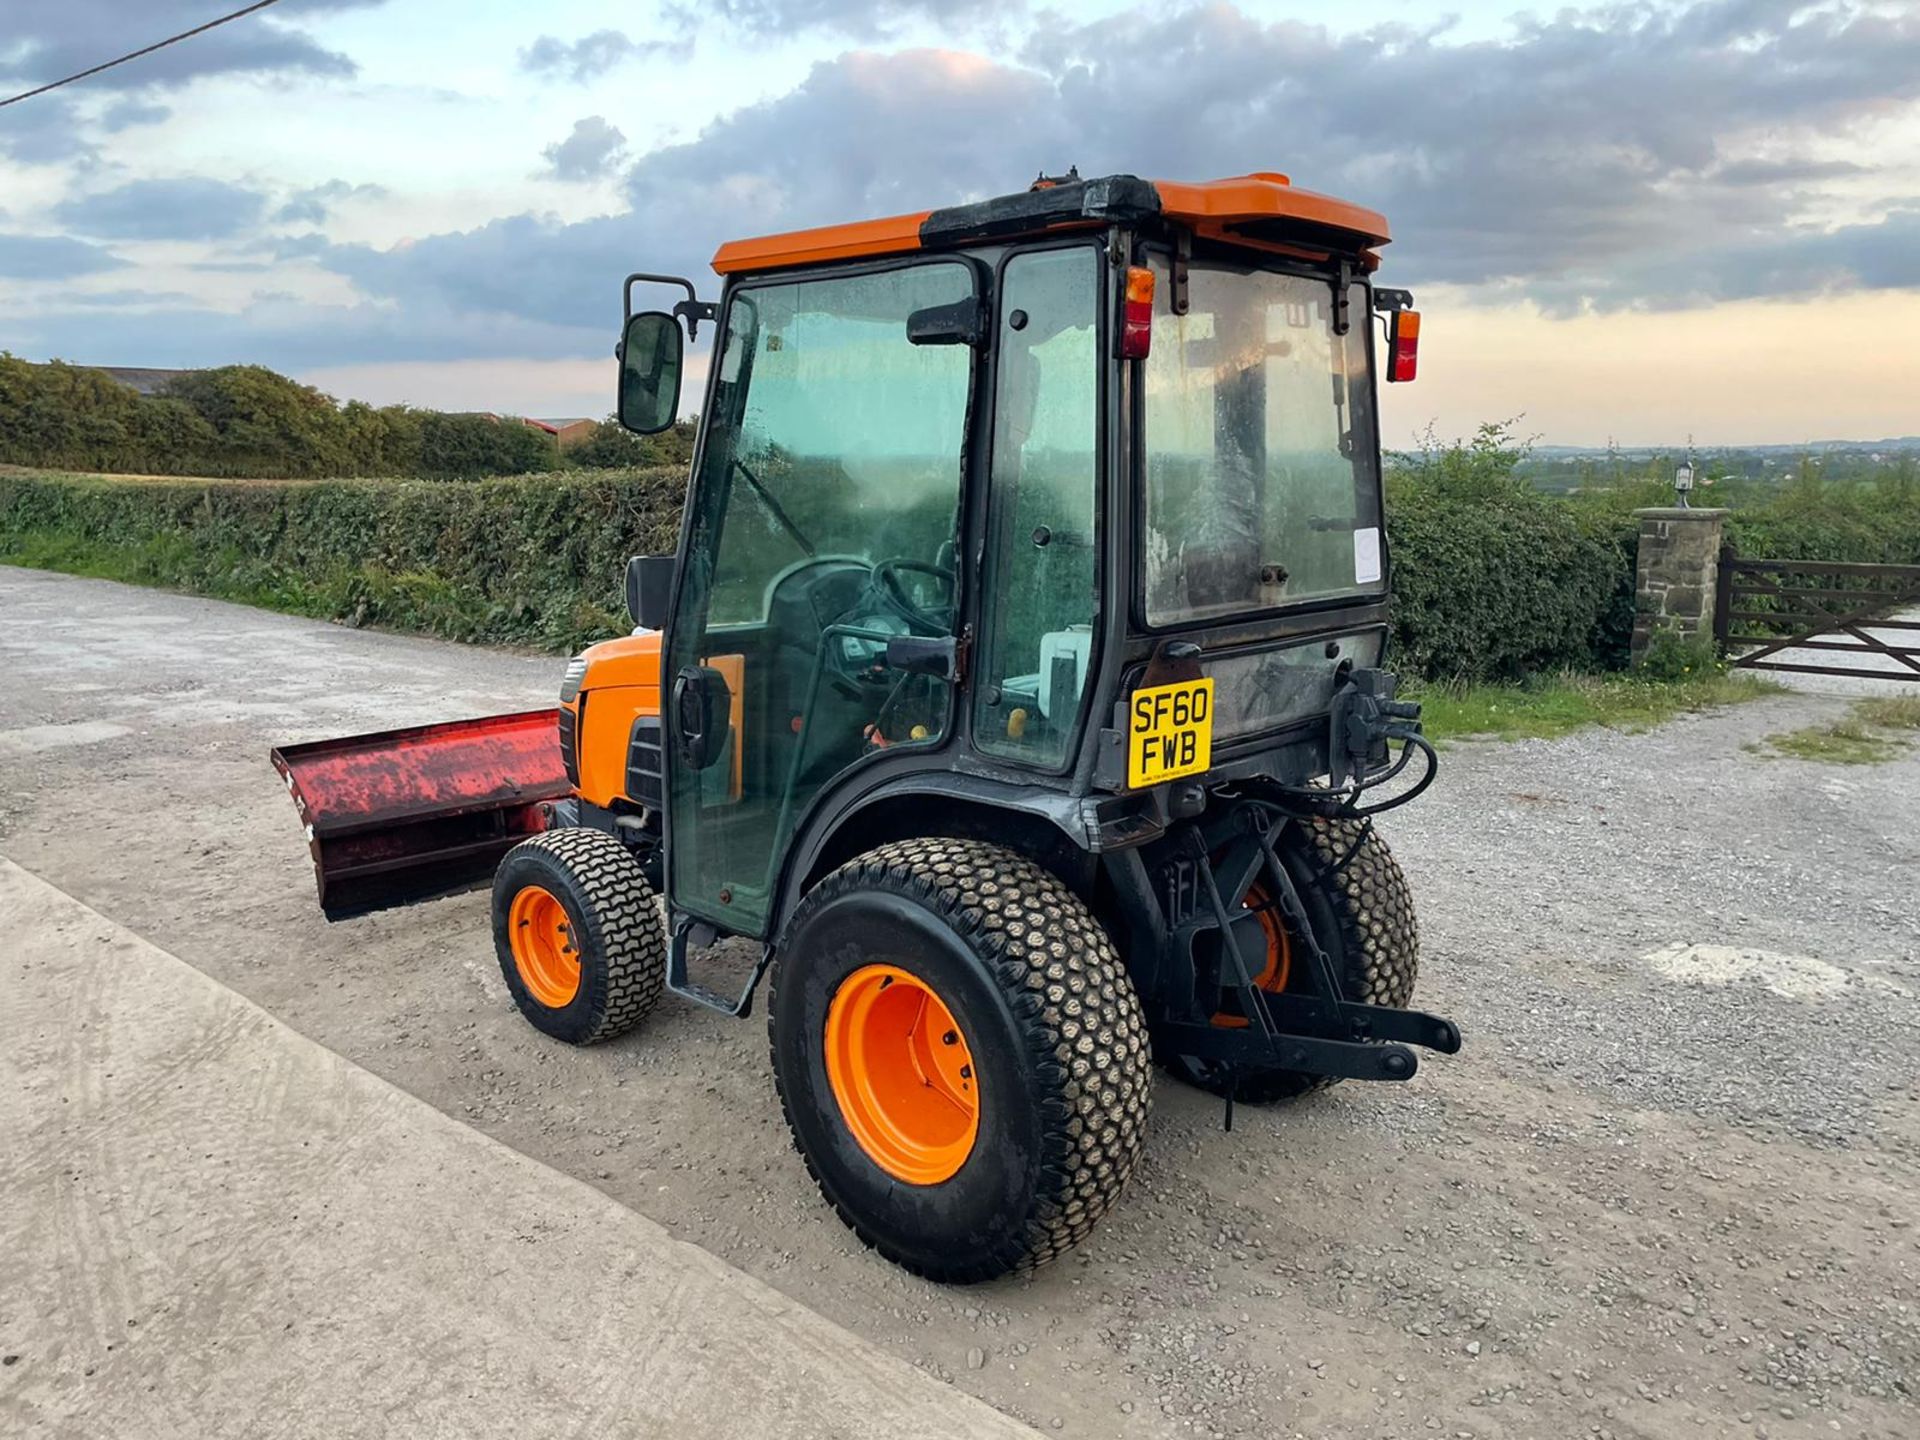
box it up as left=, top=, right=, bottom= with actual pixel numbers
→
left=1119, top=265, right=1154, bottom=359
left=1387, top=309, right=1420, bottom=383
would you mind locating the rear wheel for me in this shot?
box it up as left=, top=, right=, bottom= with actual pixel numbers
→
left=492, top=828, right=666, bottom=1045
left=769, top=838, right=1153, bottom=1282
left=1169, top=817, right=1419, bottom=1104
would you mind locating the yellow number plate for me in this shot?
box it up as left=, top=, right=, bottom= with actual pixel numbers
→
left=1127, top=678, right=1215, bottom=788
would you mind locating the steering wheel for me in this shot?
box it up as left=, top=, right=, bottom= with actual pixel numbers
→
left=872, top=558, right=955, bottom=635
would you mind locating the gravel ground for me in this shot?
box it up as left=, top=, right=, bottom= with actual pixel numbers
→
left=1, top=564, right=1915, bottom=1440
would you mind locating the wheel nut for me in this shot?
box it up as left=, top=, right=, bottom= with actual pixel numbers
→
left=943, top=1030, right=958, bottom=1045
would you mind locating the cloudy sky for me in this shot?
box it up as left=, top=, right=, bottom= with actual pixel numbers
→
left=3, top=0, right=1917, bottom=445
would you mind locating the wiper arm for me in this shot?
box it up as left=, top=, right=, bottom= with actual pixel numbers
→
left=731, top=456, right=815, bottom=558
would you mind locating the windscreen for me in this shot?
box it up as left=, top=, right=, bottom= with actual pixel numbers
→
left=1141, top=259, right=1383, bottom=627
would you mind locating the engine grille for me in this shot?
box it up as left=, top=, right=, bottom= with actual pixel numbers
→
left=626, top=715, right=664, bottom=808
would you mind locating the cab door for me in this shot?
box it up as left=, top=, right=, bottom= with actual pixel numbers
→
left=661, top=262, right=979, bottom=937
left=971, top=244, right=1104, bottom=771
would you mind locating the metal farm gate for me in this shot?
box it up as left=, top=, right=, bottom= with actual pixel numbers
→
left=1714, top=548, right=1920, bottom=682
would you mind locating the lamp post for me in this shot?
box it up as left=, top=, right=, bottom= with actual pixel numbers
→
left=1674, top=459, right=1695, bottom=509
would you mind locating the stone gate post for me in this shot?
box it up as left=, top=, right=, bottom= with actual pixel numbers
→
left=1631, top=507, right=1729, bottom=663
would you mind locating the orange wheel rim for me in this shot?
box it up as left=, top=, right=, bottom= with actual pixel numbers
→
left=1214, top=882, right=1292, bottom=1028
left=508, top=884, right=581, bottom=1009
left=823, top=964, right=979, bottom=1185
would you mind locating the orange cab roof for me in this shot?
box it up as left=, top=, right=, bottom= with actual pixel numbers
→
left=710, top=172, right=1390, bottom=276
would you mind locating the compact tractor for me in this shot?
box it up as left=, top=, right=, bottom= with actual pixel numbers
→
left=273, top=170, right=1457, bottom=1282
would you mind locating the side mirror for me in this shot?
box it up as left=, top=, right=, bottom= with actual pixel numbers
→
left=618, top=310, right=683, bottom=434
left=625, top=554, right=674, bottom=630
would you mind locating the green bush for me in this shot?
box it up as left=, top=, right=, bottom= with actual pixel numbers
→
left=1384, top=423, right=1637, bottom=681
left=1723, top=458, right=1920, bottom=566
left=566, top=416, right=699, bottom=470
left=0, top=467, right=686, bottom=651
left=1634, top=622, right=1720, bottom=681
left=0, top=354, right=563, bottom=481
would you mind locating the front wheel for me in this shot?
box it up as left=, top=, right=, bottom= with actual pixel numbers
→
left=768, top=839, right=1153, bottom=1282
left=492, top=828, right=666, bottom=1045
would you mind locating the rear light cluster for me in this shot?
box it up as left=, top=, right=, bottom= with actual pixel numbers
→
left=1119, top=265, right=1154, bottom=360
left=1387, top=309, right=1420, bottom=383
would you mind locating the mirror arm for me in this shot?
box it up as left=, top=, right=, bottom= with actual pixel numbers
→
left=624, top=272, right=713, bottom=338
left=673, top=298, right=718, bottom=342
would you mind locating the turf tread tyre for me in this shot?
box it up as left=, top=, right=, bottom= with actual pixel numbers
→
left=493, top=828, right=666, bottom=1045
left=769, top=838, right=1153, bottom=1282
left=1180, top=817, right=1419, bottom=1104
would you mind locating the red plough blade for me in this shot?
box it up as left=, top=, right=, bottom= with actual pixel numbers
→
left=271, top=710, right=569, bottom=918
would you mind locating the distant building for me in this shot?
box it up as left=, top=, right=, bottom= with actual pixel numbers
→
left=457, top=413, right=582, bottom=444
left=534, top=417, right=599, bottom=449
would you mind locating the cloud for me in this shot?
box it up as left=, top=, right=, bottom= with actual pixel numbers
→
left=540, top=117, right=628, bottom=181
left=275, top=179, right=388, bottom=225
left=0, top=0, right=387, bottom=94
left=0, top=233, right=126, bottom=279
left=100, top=98, right=172, bottom=132
left=15, top=1, right=1920, bottom=379
left=306, top=2, right=1920, bottom=345
left=37, top=287, right=199, bottom=308
left=1534, top=207, right=1920, bottom=310
left=1017, top=0, right=1920, bottom=303
left=669, top=0, right=1025, bottom=41
left=10, top=294, right=607, bottom=370
left=519, top=30, right=650, bottom=82
left=0, top=94, right=100, bottom=165
left=321, top=47, right=1057, bottom=327
left=57, top=177, right=267, bottom=241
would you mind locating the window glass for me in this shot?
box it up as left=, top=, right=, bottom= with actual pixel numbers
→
left=974, top=248, right=1100, bottom=767
left=1142, top=264, right=1381, bottom=626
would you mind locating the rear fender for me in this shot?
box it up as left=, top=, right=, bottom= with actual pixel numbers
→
left=774, top=775, right=1098, bottom=937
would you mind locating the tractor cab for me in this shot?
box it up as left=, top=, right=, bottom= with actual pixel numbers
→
left=604, top=172, right=1423, bottom=945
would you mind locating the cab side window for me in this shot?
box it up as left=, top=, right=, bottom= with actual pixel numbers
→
left=973, top=247, right=1100, bottom=768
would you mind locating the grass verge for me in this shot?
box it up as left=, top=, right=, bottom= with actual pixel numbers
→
left=1748, top=694, right=1920, bottom=765
left=1409, top=669, right=1781, bottom=743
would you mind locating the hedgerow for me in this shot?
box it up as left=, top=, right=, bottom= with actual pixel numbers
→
left=4, top=426, right=1913, bottom=676
left=0, top=467, right=686, bottom=651
left=1384, top=423, right=1637, bottom=680
left=0, top=355, right=649, bottom=480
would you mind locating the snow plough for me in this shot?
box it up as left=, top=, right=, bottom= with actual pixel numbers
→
left=274, top=170, right=1457, bottom=1282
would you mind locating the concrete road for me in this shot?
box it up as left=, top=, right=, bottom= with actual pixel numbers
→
left=2, top=564, right=1916, bottom=1440
left=0, top=858, right=1037, bottom=1439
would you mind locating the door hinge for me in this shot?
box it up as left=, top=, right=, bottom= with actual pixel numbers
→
left=1332, top=259, right=1353, bottom=336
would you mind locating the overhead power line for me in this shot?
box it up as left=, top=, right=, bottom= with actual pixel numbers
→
left=0, top=0, right=283, bottom=110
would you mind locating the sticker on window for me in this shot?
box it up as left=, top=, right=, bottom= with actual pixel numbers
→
left=1354, top=527, right=1382, bottom=585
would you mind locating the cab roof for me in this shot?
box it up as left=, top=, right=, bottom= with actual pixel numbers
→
left=710, top=172, right=1391, bottom=276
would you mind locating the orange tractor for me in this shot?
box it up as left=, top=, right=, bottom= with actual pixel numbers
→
left=274, top=171, right=1454, bottom=1281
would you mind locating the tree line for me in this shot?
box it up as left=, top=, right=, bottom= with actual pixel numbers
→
left=0, top=355, right=693, bottom=480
